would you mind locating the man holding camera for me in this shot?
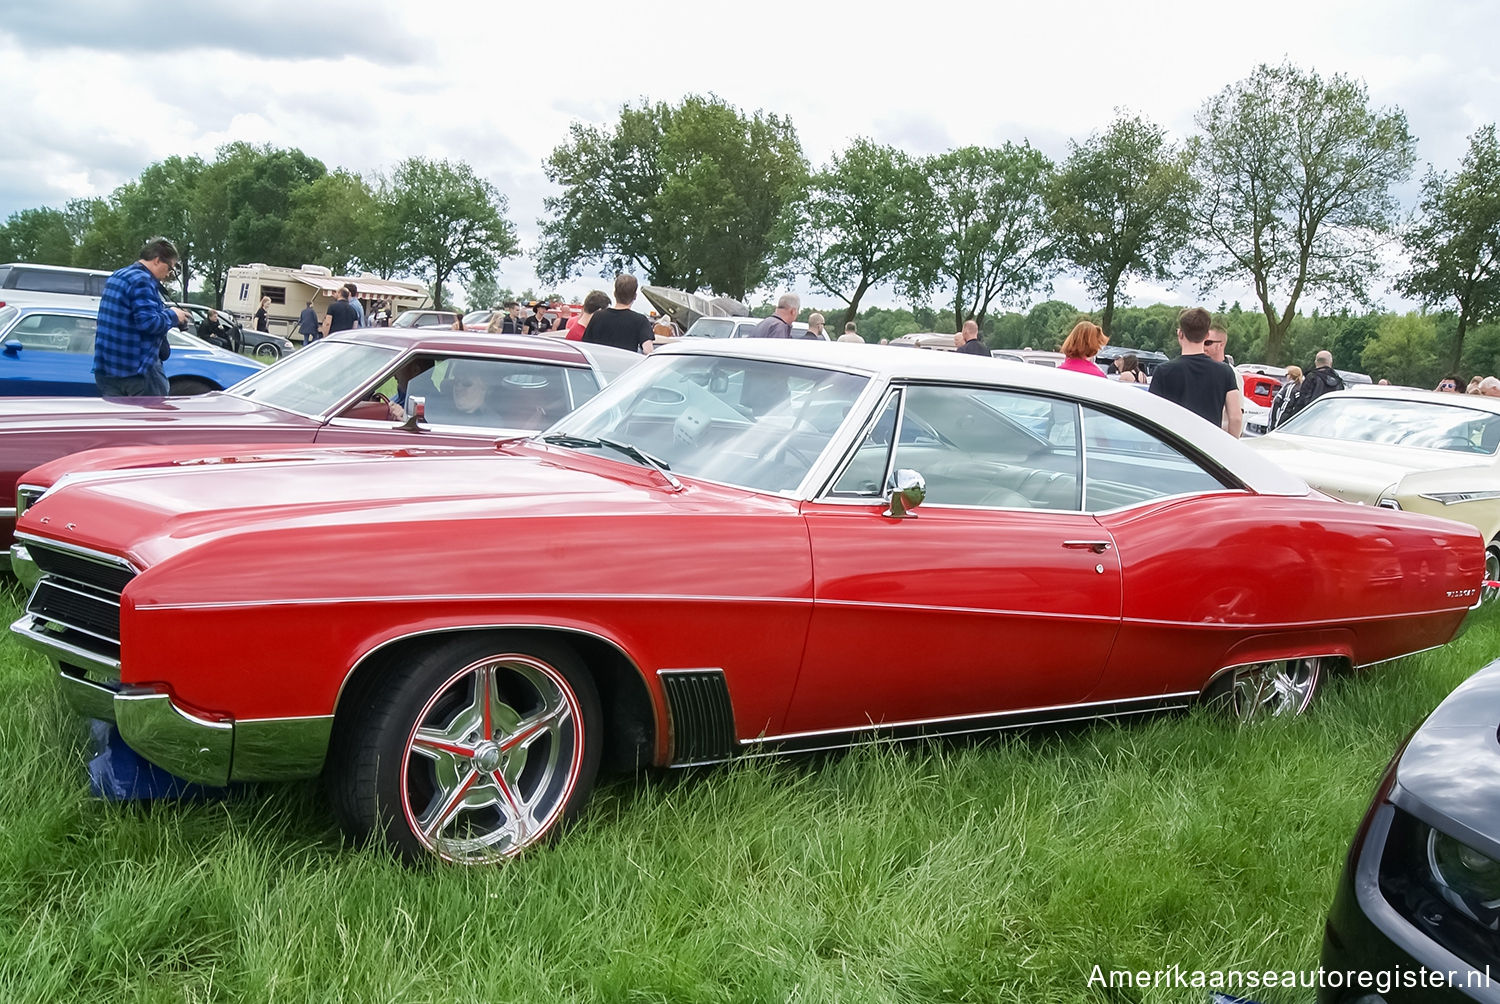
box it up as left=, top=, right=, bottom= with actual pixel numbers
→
left=94, top=237, right=187, bottom=397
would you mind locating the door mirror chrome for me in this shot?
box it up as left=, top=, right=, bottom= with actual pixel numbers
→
left=884, top=469, right=926, bottom=519
left=400, top=395, right=427, bottom=432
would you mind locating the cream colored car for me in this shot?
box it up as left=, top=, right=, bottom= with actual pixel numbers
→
left=1247, top=386, right=1500, bottom=597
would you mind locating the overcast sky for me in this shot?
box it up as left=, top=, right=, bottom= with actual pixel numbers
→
left=3, top=0, right=1497, bottom=314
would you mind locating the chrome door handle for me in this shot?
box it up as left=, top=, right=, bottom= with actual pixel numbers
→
left=1063, top=540, right=1112, bottom=554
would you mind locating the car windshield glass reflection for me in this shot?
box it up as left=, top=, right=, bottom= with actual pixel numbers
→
left=548, top=355, right=869, bottom=493
left=1282, top=397, right=1500, bottom=455
left=229, top=340, right=400, bottom=416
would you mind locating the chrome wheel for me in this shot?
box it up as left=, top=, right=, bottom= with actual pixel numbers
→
left=1484, top=545, right=1499, bottom=604
left=1226, top=658, right=1322, bottom=721
left=401, top=654, right=586, bottom=862
left=254, top=342, right=282, bottom=360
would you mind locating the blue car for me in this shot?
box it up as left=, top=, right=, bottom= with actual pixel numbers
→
left=0, top=304, right=263, bottom=396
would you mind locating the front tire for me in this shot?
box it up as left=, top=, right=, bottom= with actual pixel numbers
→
left=328, top=634, right=601, bottom=864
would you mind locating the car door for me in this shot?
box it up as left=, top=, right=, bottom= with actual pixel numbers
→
left=784, top=384, right=1123, bottom=736
left=1071, top=405, right=1256, bottom=702
left=0, top=313, right=96, bottom=396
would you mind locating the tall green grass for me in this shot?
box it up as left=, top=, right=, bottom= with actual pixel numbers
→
left=0, top=580, right=1493, bottom=1003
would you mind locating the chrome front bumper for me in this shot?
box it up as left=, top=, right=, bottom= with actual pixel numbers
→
left=13, top=611, right=331, bottom=786
left=11, top=542, right=38, bottom=591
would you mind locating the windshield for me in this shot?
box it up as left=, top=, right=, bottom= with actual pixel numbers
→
left=547, top=354, right=871, bottom=493
left=1281, top=396, right=1500, bottom=455
left=229, top=340, right=399, bottom=415
left=685, top=318, right=735, bottom=338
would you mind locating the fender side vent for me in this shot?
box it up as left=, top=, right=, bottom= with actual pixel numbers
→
left=659, top=669, right=735, bottom=765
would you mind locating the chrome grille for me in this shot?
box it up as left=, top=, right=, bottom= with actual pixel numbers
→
left=15, top=483, right=43, bottom=518
left=21, top=541, right=135, bottom=664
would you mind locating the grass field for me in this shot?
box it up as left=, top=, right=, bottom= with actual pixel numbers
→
left=0, top=577, right=1493, bottom=1004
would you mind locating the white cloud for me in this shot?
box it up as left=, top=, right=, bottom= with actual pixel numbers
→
left=2, top=0, right=1497, bottom=313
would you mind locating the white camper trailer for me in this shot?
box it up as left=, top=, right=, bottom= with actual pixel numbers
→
left=222, top=264, right=431, bottom=343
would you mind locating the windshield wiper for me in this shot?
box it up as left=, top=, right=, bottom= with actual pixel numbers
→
left=541, top=434, right=682, bottom=491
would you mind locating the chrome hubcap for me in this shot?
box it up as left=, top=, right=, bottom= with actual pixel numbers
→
left=401, top=655, right=583, bottom=862
left=1229, top=658, right=1320, bottom=722
left=1484, top=548, right=1499, bottom=604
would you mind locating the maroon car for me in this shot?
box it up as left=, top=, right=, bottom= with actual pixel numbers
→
left=0, top=329, right=643, bottom=549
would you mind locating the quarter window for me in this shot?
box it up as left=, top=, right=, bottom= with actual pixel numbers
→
left=1081, top=407, right=1230, bottom=511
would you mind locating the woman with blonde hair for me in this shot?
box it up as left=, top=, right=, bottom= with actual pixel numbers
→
left=253, top=295, right=271, bottom=333
left=1059, top=321, right=1108, bottom=377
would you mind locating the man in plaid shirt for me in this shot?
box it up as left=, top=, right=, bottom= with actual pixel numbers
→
left=94, top=237, right=188, bottom=397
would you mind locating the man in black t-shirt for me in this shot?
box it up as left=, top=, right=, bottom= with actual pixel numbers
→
left=582, top=274, right=655, bottom=353
left=1149, top=307, right=1242, bottom=436
left=320, top=287, right=359, bottom=339
left=524, top=303, right=552, bottom=334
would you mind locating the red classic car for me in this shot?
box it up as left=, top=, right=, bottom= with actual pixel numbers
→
left=11, top=340, right=1486, bottom=864
left=0, top=328, right=643, bottom=549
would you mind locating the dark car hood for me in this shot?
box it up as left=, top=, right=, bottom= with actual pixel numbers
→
left=1393, top=657, right=1500, bottom=859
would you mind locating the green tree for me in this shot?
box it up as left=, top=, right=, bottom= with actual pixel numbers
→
left=908, top=143, right=1055, bottom=331
left=794, top=139, right=927, bottom=328
left=224, top=144, right=327, bottom=269
left=538, top=95, right=807, bottom=301
left=1047, top=113, right=1195, bottom=335
left=1193, top=62, right=1415, bottom=364
left=389, top=157, right=518, bottom=310
left=1399, top=125, right=1500, bottom=371
left=0, top=207, right=75, bottom=263
left=111, top=155, right=206, bottom=293
left=1361, top=313, right=1439, bottom=386
left=289, top=169, right=379, bottom=275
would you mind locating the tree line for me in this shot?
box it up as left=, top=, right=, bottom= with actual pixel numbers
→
left=0, top=144, right=516, bottom=309
left=2, top=61, right=1498, bottom=370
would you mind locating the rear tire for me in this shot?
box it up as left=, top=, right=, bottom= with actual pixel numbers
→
left=1206, top=658, right=1323, bottom=722
left=167, top=377, right=215, bottom=396
left=1484, top=543, right=1499, bottom=604
left=253, top=342, right=282, bottom=361
left=327, top=634, right=601, bottom=864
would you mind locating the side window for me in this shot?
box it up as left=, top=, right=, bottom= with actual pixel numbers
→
left=15, top=270, right=88, bottom=294
left=1081, top=407, right=1233, bottom=511
left=10, top=314, right=93, bottom=351
left=830, top=386, right=1084, bottom=510
left=262, top=285, right=287, bottom=305
left=893, top=385, right=1081, bottom=509
left=356, top=355, right=580, bottom=431
left=86, top=275, right=109, bottom=296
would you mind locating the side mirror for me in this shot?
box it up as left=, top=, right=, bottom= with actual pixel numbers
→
left=400, top=395, right=427, bottom=432
left=3, top=339, right=22, bottom=357
left=883, top=468, right=926, bottom=519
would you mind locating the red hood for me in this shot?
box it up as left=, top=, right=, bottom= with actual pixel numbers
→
left=17, top=442, right=782, bottom=572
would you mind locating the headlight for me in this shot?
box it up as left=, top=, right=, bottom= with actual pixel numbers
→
left=1428, top=828, right=1500, bottom=924
left=1419, top=490, right=1500, bottom=506
left=1379, top=809, right=1500, bottom=968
